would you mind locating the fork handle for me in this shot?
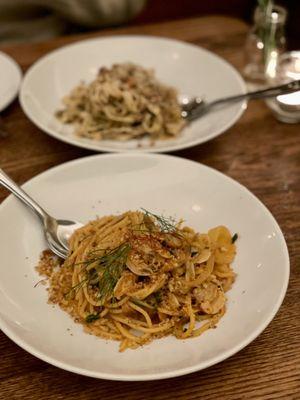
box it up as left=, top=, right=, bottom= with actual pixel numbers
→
left=211, top=80, right=300, bottom=106
left=189, top=79, right=300, bottom=120
left=0, top=168, right=48, bottom=222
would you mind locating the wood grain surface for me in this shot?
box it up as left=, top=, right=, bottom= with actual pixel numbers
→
left=0, top=16, right=299, bottom=400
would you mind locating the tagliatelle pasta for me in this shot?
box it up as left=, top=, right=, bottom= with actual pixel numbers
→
left=56, top=63, right=185, bottom=142
left=36, top=210, right=237, bottom=351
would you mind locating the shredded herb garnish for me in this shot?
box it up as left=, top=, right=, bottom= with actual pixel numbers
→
left=154, top=291, right=162, bottom=305
left=85, top=313, right=100, bottom=323
left=65, top=243, right=131, bottom=302
left=64, top=278, right=88, bottom=298
left=141, top=208, right=177, bottom=233
left=231, top=233, right=238, bottom=244
left=93, top=243, right=131, bottom=303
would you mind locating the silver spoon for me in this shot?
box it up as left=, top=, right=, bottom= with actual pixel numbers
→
left=0, top=169, right=83, bottom=259
left=181, top=80, right=300, bottom=121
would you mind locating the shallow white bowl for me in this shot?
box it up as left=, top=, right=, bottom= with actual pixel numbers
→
left=19, top=35, right=246, bottom=153
left=0, top=51, right=22, bottom=112
left=0, top=154, right=289, bottom=380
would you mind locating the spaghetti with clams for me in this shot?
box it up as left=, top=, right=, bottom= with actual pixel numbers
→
left=37, top=210, right=236, bottom=351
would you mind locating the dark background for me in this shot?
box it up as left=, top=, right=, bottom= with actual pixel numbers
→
left=132, top=0, right=299, bottom=49
left=14, top=0, right=298, bottom=48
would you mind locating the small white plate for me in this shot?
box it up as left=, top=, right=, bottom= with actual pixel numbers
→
left=0, top=154, right=289, bottom=380
left=19, top=35, right=246, bottom=153
left=0, top=52, right=22, bottom=112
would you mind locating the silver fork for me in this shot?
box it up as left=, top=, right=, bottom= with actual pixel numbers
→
left=181, top=80, right=300, bottom=121
left=0, top=169, right=83, bottom=259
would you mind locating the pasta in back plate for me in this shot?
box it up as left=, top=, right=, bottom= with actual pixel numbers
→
left=55, top=63, right=185, bottom=142
left=37, top=210, right=237, bottom=351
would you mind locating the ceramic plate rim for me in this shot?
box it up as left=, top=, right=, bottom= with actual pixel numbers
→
left=0, top=153, right=289, bottom=380
left=19, top=35, right=247, bottom=153
left=0, top=51, right=22, bottom=112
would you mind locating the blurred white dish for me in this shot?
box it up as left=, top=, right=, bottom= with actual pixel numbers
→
left=0, top=154, right=289, bottom=380
left=0, top=52, right=22, bottom=112
left=19, top=35, right=246, bottom=153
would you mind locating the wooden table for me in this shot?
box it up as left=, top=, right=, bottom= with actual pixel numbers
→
left=0, top=16, right=299, bottom=400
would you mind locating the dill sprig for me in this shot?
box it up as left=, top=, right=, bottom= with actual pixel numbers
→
left=141, top=208, right=178, bottom=233
left=64, top=277, right=88, bottom=298
left=65, top=243, right=131, bottom=302
left=96, top=243, right=131, bottom=303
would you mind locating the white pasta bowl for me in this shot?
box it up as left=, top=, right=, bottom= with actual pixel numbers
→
left=19, top=35, right=246, bottom=153
left=0, top=51, right=22, bottom=112
left=0, top=154, right=289, bottom=380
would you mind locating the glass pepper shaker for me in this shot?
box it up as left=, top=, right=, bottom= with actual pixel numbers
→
left=243, top=4, right=287, bottom=85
